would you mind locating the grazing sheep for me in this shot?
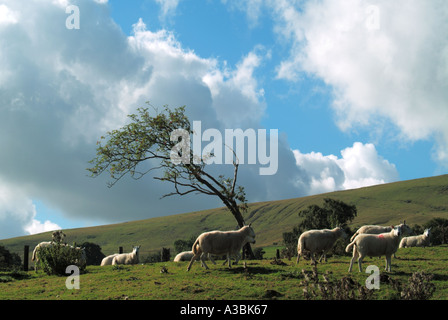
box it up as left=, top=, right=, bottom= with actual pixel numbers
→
left=350, top=221, right=411, bottom=242
left=296, top=226, right=346, bottom=265
left=346, top=225, right=403, bottom=272
left=112, top=246, right=140, bottom=265
left=101, top=253, right=120, bottom=266
left=399, top=228, right=431, bottom=248
left=187, top=224, right=256, bottom=271
left=174, top=251, right=194, bottom=262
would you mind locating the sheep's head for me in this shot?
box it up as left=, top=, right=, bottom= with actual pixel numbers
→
left=392, top=225, right=402, bottom=237
left=244, top=224, right=256, bottom=244
left=424, top=228, right=431, bottom=237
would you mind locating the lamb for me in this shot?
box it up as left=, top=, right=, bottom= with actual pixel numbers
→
left=350, top=221, right=411, bottom=241
left=101, top=253, right=120, bottom=266
left=296, top=226, right=346, bottom=264
left=399, top=228, right=431, bottom=248
left=187, top=224, right=256, bottom=271
left=346, top=225, right=403, bottom=272
left=112, top=246, right=140, bottom=265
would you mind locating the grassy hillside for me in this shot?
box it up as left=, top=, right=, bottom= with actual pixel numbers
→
left=1, top=174, right=448, bottom=263
left=1, top=245, right=447, bottom=300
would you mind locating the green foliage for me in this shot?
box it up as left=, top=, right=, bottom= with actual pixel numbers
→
left=0, top=246, right=21, bottom=271
left=37, top=244, right=86, bottom=276
left=424, top=217, right=448, bottom=245
left=87, top=104, right=192, bottom=186
left=298, top=198, right=357, bottom=230
left=79, top=242, right=105, bottom=265
left=174, top=235, right=197, bottom=253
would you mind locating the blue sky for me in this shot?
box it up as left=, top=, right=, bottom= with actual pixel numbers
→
left=106, top=0, right=438, bottom=177
left=0, top=0, right=446, bottom=238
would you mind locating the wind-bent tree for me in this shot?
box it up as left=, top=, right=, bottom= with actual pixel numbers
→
left=87, top=103, right=253, bottom=257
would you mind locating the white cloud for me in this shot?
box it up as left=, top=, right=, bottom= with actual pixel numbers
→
left=24, top=219, right=62, bottom=236
left=0, top=0, right=402, bottom=238
left=0, top=180, right=60, bottom=238
left=293, top=142, right=399, bottom=195
left=0, top=4, right=18, bottom=24
left=0, top=0, right=287, bottom=238
left=155, top=0, right=183, bottom=19
left=272, top=0, right=448, bottom=167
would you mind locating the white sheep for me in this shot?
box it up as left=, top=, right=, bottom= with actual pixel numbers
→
left=296, top=226, right=346, bottom=264
left=187, top=224, right=256, bottom=271
left=112, top=246, right=140, bottom=265
left=350, top=221, right=411, bottom=241
left=346, top=225, right=403, bottom=272
left=399, top=228, right=431, bottom=248
left=174, top=251, right=194, bottom=262
left=101, top=253, right=120, bottom=266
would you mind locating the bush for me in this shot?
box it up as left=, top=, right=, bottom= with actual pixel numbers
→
left=0, top=246, right=21, bottom=271
left=253, top=247, right=265, bottom=260
left=79, top=242, right=105, bottom=265
left=36, top=244, right=86, bottom=276
left=400, top=272, right=436, bottom=300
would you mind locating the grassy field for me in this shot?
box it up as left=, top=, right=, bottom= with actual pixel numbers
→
left=1, top=175, right=448, bottom=303
left=1, top=174, right=448, bottom=264
left=1, top=245, right=447, bottom=300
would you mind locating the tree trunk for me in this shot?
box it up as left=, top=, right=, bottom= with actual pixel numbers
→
left=229, top=206, right=255, bottom=259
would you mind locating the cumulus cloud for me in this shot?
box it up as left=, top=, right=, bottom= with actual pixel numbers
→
left=271, top=0, right=448, bottom=166
left=293, top=142, right=399, bottom=195
left=0, top=0, right=294, bottom=238
left=0, top=0, right=402, bottom=239
left=0, top=180, right=60, bottom=237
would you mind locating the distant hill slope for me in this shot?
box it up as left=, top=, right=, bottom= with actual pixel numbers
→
left=1, top=174, right=447, bottom=261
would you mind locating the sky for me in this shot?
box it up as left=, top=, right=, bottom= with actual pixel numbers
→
left=0, top=0, right=447, bottom=239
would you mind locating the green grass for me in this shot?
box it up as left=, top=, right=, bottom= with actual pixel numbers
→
left=1, top=245, right=447, bottom=300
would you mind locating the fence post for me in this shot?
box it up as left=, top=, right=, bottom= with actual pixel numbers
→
left=119, top=247, right=123, bottom=254
left=276, top=249, right=280, bottom=259
left=23, top=245, right=29, bottom=271
left=161, top=248, right=170, bottom=262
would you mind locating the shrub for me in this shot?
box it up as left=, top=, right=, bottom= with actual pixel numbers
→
left=36, top=244, right=86, bottom=276
left=253, top=247, right=265, bottom=260
left=301, top=263, right=374, bottom=300
left=0, top=246, right=21, bottom=271
left=400, top=272, right=436, bottom=300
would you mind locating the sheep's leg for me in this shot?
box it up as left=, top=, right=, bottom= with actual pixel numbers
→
left=357, top=254, right=364, bottom=272
left=348, top=249, right=358, bottom=272
left=227, top=253, right=231, bottom=268
left=310, top=252, right=317, bottom=265
left=208, top=254, right=217, bottom=265
left=187, top=254, right=200, bottom=271
left=385, top=255, right=391, bottom=272
left=233, top=252, right=241, bottom=265
left=296, top=253, right=300, bottom=264
left=200, top=253, right=209, bottom=269
left=318, top=251, right=327, bottom=263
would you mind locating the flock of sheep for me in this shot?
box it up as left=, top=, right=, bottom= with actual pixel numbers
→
left=99, top=221, right=431, bottom=274
left=297, top=222, right=431, bottom=272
